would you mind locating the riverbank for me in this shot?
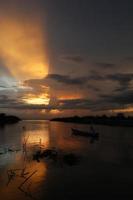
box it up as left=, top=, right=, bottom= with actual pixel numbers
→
left=0, top=113, right=21, bottom=125
left=51, top=115, right=133, bottom=127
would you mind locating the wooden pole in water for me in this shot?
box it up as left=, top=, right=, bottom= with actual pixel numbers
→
left=19, top=170, right=37, bottom=188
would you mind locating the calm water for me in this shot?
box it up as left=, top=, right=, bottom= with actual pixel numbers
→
left=0, top=120, right=133, bottom=200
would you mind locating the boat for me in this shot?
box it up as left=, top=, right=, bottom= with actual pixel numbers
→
left=71, top=128, right=99, bottom=138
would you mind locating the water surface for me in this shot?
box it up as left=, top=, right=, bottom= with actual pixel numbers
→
left=0, top=120, right=133, bottom=200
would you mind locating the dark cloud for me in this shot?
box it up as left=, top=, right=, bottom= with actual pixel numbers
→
left=24, top=74, right=87, bottom=88
left=95, top=62, right=115, bottom=68
left=107, top=73, right=133, bottom=92
left=24, top=72, right=133, bottom=98
left=123, top=57, right=133, bottom=62
left=24, top=72, right=133, bottom=104
left=60, top=55, right=84, bottom=63
left=1, top=71, right=133, bottom=116
left=87, top=84, right=100, bottom=92
left=88, top=71, right=104, bottom=80
left=1, top=89, right=133, bottom=116
left=47, top=74, right=87, bottom=85
left=107, top=73, right=133, bottom=83
left=58, top=98, right=93, bottom=110
left=27, top=72, right=104, bottom=86
left=101, top=90, right=133, bottom=106
left=0, top=95, right=21, bottom=106
left=0, top=85, right=8, bottom=88
left=0, top=96, right=93, bottom=111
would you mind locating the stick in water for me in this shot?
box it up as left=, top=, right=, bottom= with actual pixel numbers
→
left=19, top=170, right=37, bottom=188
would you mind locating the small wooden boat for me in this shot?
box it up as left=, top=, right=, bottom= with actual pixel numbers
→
left=71, top=128, right=99, bottom=138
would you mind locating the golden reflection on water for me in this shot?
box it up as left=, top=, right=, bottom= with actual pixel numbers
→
left=49, top=122, right=87, bottom=152
left=0, top=161, right=47, bottom=200
left=22, top=128, right=50, bottom=148
left=1, top=121, right=133, bottom=199
left=0, top=122, right=50, bottom=200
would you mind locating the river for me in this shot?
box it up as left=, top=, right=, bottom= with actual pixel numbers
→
left=0, top=120, right=133, bottom=200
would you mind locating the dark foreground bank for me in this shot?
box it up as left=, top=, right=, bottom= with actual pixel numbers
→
left=51, top=114, right=133, bottom=127
left=0, top=113, right=21, bottom=125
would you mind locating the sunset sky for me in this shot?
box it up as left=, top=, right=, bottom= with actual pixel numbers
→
left=0, top=0, right=133, bottom=119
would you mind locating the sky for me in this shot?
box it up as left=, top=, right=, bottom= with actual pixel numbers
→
left=0, top=0, right=133, bottom=119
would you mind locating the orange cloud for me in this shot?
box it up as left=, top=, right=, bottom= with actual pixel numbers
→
left=110, top=107, right=133, bottom=113
left=0, top=7, right=48, bottom=81
left=23, top=93, right=50, bottom=105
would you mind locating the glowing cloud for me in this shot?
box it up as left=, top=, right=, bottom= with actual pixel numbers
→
left=0, top=1, right=50, bottom=107
left=0, top=17, right=48, bottom=81
left=110, top=107, right=133, bottom=113
left=23, top=94, right=50, bottom=105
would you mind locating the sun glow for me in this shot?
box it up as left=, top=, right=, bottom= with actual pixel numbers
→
left=23, top=94, right=50, bottom=105
left=0, top=15, right=49, bottom=81
left=0, top=8, right=50, bottom=107
left=50, top=109, right=62, bottom=114
left=110, top=107, right=133, bottom=113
